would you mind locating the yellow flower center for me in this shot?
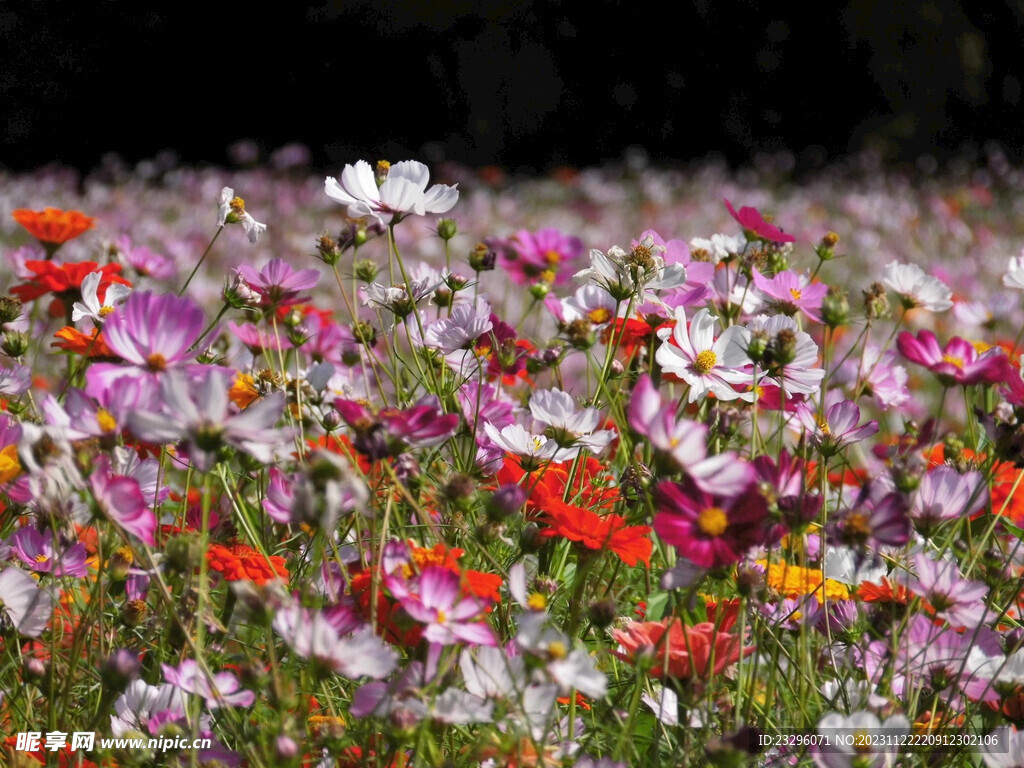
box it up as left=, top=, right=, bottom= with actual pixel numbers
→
left=0, top=444, right=21, bottom=483
left=436, top=610, right=447, bottom=624
left=229, top=196, right=246, bottom=214
left=544, top=249, right=561, bottom=266
left=98, top=305, right=115, bottom=317
left=548, top=640, right=568, bottom=660
left=789, top=288, right=802, bottom=301
left=146, top=353, right=167, bottom=372
left=845, top=512, right=871, bottom=537
left=588, top=307, right=611, bottom=324
left=539, top=269, right=557, bottom=284
left=527, top=592, right=548, bottom=611
left=96, top=408, right=116, bottom=434
left=942, top=354, right=964, bottom=369
left=693, top=349, right=717, bottom=375
left=697, top=506, right=729, bottom=537
left=35, top=553, right=49, bottom=563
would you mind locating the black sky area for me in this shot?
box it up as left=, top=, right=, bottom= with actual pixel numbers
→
left=1, top=1, right=1022, bottom=174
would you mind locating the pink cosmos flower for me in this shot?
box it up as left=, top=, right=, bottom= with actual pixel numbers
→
left=9, top=528, right=88, bottom=577
left=114, top=235, right=176, bottom=280
left=499, top=227, right=583, bottom=286
left=901, top=553, right=989, bottom=628
left=628, top=375, right=752, bottom=495
left=89, top=455, right=157, bottom=546
left=128, top=369, right=292, bottom=472
left=387, top=566, right=497, bottom=646
left=797, top=399, right=878, bottom=457
left=229, top=321, right=293, bottom=356
left=335, top=395, right=459, bottom=459
left=897, top=330, right=1014, bottom=386
left=161, top=660, right=255, bottom=709
left=750, top=268, right=828, bottom=323
left=235, top=258, right=320, bottom=309
left=724, top=199, right=796, bottom=243
left=911, top=465, right=987, bottom=531
left=653, top=479, right=768, bottom=569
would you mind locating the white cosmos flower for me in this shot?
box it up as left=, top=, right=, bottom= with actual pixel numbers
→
left=529, top=388, right=615, bottom=454
left=325, top=160, right=458, bottom=226
left=483, top=423, right=574, bottom=463
left=689, top=233, right=746, bottom=264
left=655, top=307, right=753, bottom=403
left=217, top=187, right=267, bottom=244
left=882, top=261, right=952, bottom=311
left=72, top=270, right=132, bottom=323
left=1004, top=253, right=1024, bottom=291
left=0, top=566, right=53, bottom=637
left=573, top=235, right=687, bottom=302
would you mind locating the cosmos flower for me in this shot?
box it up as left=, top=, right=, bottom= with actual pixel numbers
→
left=273, top=604, right=398, bottom=679
left=897, top=330, right=1014, bottom=387
left=234, top=258, right=319, bottom=309
left=528, top=387, right=615, bottom=456
left=724, top=199, right=796, bottom=243
left=8, top=527, right=88, bottom=577
left=627, top=374, right=752, bottom=495
left=655, top=307, right=753, bottom=403
left=128, top=369, right=292, bottom=472
left=387, top=566, right=497, bottom=646
left=0, top=566, right=52, bottom=637
left=751, top=268, right=828, bottom=322
left=498, top=227, right=583, bottom=286
left=325, top=159, right=459, bottom=226
left=89, top=456, right=157, bottom=546
left=901, top=552, right=989, bottom=628
left=653, top=479, right=767, bottom=569
left=882, top=261, right=953, bottom=311
left=911, top=465, right=987, bottom=530
left=71, top=270, right=132, bottom=323
left=797, top=399, right=878, bottom=457
left=161, top=660, right=255, bottom=709
left=217, top=187, right=267, bottom=243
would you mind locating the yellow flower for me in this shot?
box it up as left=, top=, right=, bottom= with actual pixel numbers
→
left=757, top=559, right=850, bottom=601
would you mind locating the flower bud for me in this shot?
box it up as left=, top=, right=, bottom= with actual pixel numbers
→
left=745, top=329, right=770, bottom=365
left=488, top=484, right=527, bottom=521
left=820, top=285, right=850, bottom=329
left=863, top=282, right=891, bottom=320
left=529, top=282, right=550, bottom=300
left=816, top=231, right=839, bottom=261
left=107, top=546, right=135, bottom=580
left=520, top=522, right=544, bottom=553
left=0, top=296, right=22, bottom=325
left=121, top=599, right=149, bottom=628
left=469, top=242, right=496, bottom=272
left=437, top=218, right=458, bottom=241
left=351, top=321, right=377, bottom=347
left=101, top=649, right=141, bottom=692
left=1, top=331, right=29, bottom=357
left=587, top=597, right=618, bottom=629
left=566, top=319, right=595, bottom=350
left=353, top=259, right=379, bottom=284
left=315, top=233, right=341, bottom=266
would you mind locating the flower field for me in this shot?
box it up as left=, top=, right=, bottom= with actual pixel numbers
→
left=4, top=152, right=1024, bottom=767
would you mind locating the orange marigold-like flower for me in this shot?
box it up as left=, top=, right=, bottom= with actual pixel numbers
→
left=52, top=326, right=115, bottom=358
left=539, top=497, right=652, bottom=567
left=207, top=542, right=288, bottom=585
left=12, top=207, right=95, bottom=246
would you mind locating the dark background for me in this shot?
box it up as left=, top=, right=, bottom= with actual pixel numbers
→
left=1, top=1, right=1021, bottom=174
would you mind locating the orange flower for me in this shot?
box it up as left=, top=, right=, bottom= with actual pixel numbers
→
left=858, top=577, right=914, bottom=605
left=52, top=326, right=115, bottom=358
left=539, top=497, right=652, bottom=567
left=611, top=617, right=753, bottom=679
left=207, top=542, right=288, bottom=585
left=12, top=207, right=94, bottom=247
left=928, top=445, right=1024, bottom=523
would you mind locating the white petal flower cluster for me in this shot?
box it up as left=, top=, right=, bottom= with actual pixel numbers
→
left=325, top=160, right=458, bottom=226
left=574, top=235, right=687, bottom=302
left=882, top=261, right=952, bottom=312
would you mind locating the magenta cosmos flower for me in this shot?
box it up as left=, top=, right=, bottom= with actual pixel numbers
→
left=724, top=199, right=796, bottom=243
left=499, top=227, right=583, bottom=286
left=751, top=268, right=828, bottom=323
left=897, top=330, right=1014, bottom=387
left=653, top=479, right=768, bottom=569
left=387, top=566, right=497, bottom=646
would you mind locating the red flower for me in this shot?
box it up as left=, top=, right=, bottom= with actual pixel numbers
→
left=12, top=207, right=95, bottom=246
left=206, top=542, right=288, bottom=585
left=539, top=497, right=652, bottom=567
left=12, top=260, right=130, bottom=303
left=724, top=198, right=796, bottom=243
left=611, top=617, right=753, bottom=679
